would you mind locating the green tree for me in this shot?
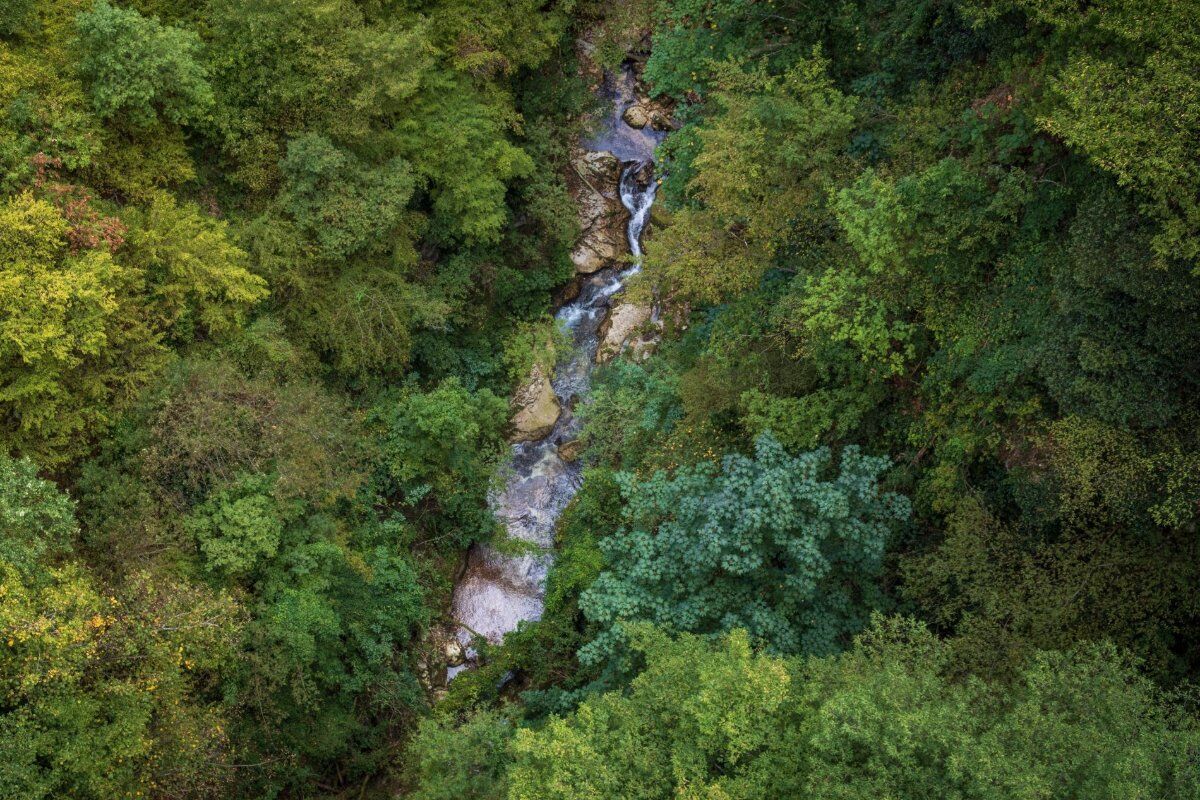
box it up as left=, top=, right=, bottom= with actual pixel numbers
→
left=279, top=133, right=418, bottom=261
left=428, top=0, right=569, bottom=77
left=295, top=262, right=451, bottom=378
left=184, top=473, right=285, bottom=578
left=203, top=0, right=433, bottom=191
left=970, top=0, right=1200, bottom=264
left=75, top=0, right=213, bottom=129
left=0, top=562, right=243, bottom=800
left=136, top=358, right=371, bottom=507
left=374, top=378, right=508, bottom=548
left=0, top=0, right=36, bottom=36
left=121, top=191, right=267, bottom=342
left=393, top=72, right=535, bottom=243
left=405, top=711, right=513, bottom=800
left=0, top=193, right=161, bottom=466
left=579, top=433, right=910, bottom=665
left=643, top=55, right=857, bottom=304
left=0, top=454, right=76, bottom=577
left=0, top=466, right=241, bottom=800
left=507, top=620, right=1200, bottom=800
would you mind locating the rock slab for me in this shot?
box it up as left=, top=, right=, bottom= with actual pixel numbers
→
left=596, top=302, right=654, bottom=363
left=508, top=365, right=560, bottom=442
left=569, top=150, right=627, bottom=274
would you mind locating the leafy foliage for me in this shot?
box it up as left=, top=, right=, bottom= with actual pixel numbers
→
left=121, top=192, right=267, bottom=341
left=279, top=133, right=418, bottom=261
left=0, top=192, right=155, bottom=465
left=0, top=454, right=76, bottom=576
left=614, top=0, right=1200, bottom=690
left=0, top=460, right=241, bottom=800
left=580, top=434, right=910, bottom=665
left=644, top=54, right=857, bottom=304
left=374, top=378, right=508, bottom=549
left=6, top=0, right=1200, bottom=794
left=506, top=620, right=1200, bottom=799
left=0, top=0, right=588, bottom=792
left=405, top=711, right=513, bottom=800
left=76, top=0, right=213, bottom=129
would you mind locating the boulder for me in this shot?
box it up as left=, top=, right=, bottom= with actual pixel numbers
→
left=622, top=105, right=650, bottom=129
left=596, top=302, right=653, bottom=363
left=553, top=274, right=583, bottom=307
left=649, top=109, right=673, bottom=131
left=557, top=439, right=583, bottom=462
left=509, top=365, right=560, bottom=442
left=632, top=159, right=656, bottom=186
left=568, top=150, right=627, bottom=274
left=444, top=640, right=465, bottom=667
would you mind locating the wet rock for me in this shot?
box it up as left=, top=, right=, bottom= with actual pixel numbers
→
left=631, top=159, right=656, bottom=186
left=452, top=568, right=546, bottom=644
left=636, top=91, right=678, bottom=132
left=558, top=439, right=583, bottom=462
left=568, top=150, right=627, bottom=274
left=553, top=275, right=583, bottom=307
left=649, top=109, right=673, bottom=132
left=449, top=39, right=667, bottom=663
left=622, top=105, right=650, bottom=129
left=509, top=364, right=560, bottom=442
left=596, top=302, right=653, bottom=363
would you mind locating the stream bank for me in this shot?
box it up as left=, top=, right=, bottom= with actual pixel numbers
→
left=441, top=56, right=669, bottom=684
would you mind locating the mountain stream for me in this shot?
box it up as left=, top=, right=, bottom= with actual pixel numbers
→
left=447, top=65, right=663, bottom=679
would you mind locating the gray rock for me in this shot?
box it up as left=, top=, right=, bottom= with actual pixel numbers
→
left=622, top=105, right=650, bottom=129
left=509, top=364, right=560, bottom=442
left=569, top=150, right=626, bottom=274
left=596, top=302, right=653, bottom=363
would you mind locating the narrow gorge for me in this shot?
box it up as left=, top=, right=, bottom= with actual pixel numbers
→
left=446, top=62, right=666, bottom=679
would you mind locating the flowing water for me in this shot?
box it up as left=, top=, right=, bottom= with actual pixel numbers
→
left=447, top=65, right=664, bottom=679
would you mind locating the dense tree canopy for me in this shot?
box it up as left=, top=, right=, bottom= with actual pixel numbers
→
left=0, top=0, right=586, bottom=792
left=4, top=0, right=1200, bottom=796
left=418, top=620, right=1199, bottom=799
left=417, top=0, right=1200, bottom=794
left=76, top=0, right=213, bottom=129
left=0, top=453, right=242, bottom=799
left=579, top=434, right=910, bottom=665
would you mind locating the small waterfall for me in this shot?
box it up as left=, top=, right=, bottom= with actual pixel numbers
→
left=620, top=162, right=657, bottom=260
left=447, top=66, right=662, bottom=681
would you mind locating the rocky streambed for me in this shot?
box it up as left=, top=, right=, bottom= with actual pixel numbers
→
left=442, top=61, right=667, bottom=681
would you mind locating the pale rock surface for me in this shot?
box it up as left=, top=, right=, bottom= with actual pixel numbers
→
left=508, top=364, right=560, bottom=442
left=622, top=104, right=650, bottom=129
left=569, top=149, right=627, bottom=274
left=596, top=302, right=653, bottom=363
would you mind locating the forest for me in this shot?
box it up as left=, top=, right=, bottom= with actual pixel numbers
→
left=0, top=0, right=1198, bottom=797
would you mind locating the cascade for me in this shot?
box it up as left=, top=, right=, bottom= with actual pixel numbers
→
left=446, top=64, right=663, bottom=680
